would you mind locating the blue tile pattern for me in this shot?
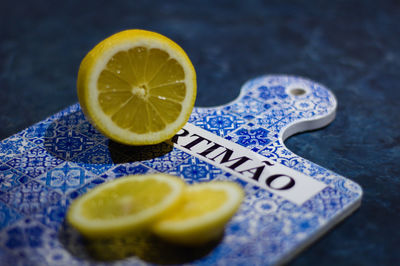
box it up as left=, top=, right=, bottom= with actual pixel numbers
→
left=193, top=109, right=246, bottom=137
left=37, top=162, right=96, bottom=194
left=0, top=164, right=28, bottom=192
left=0, top=181, right=61, bottom=216
left=6, top=147, right=64, bottom=179
left=169, top=156, right=224, bottom=184
left=0, top=75, right=362, bottom=265
left=0, top=135, right=37, bottom=163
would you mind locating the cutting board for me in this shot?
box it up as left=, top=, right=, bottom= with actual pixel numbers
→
left=0, top=75, right=362, bottom=265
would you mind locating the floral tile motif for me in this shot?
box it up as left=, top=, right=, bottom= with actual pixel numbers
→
left=258, top=141, right=300, bottom=168
left=255, top=107, right=296, bottom=128
left=254, top=85, right=289, bottom=101
left=0, top=135, right=37, bottom=163
left=72, top=143, right=117, bottom=175
left=232, top=126, right=271, bottom=149
left=35, top=110, right=86, bottom=145
left=55, top=110, right=87, bottom=129
left=43, top=129, right=97, bottom=161
left=74, top=121, right=108, bottom=144
left=225, top=122, right=277, bottom=152
left=194, top=109, right=246, bottom=137
left=0, top=181, right=61, bottom=216
left=37, top=162, right=96, bottom=195
left=0, top=164, right=29, bottom=192
left=168, top=156, right=223, bottom=184
left=6, top=147, right=64, bottom=179
left=266, top=112, right=300, bottom=135
left=223, top=95, right=268, bottom=120
left=44, top=104, right=86, bottom=130
left=18, top=118, right=53, bottom=147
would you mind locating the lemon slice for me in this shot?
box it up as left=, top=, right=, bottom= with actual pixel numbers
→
left=77, top=29, right=197, bottom=145
left=67, top=174, right=185, bottom=238
left=153, top=181, right=244, bottom=245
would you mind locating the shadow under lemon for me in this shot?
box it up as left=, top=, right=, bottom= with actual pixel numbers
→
left=59, top=219, right=222, bottom=264
left=42, top=110, right=173, bottom=165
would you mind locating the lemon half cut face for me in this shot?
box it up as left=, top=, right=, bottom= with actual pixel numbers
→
left=77, top=29, right=196, bottom=145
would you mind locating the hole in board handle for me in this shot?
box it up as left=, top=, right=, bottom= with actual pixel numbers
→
left=289, top=88, right=306, bottom=96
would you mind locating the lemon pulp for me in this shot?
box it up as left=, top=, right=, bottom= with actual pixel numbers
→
left=98, top=47, right=186, bottom=133
left=81, top=179, right=172, bottom=219
left=163, top=188, right=228, bottom=221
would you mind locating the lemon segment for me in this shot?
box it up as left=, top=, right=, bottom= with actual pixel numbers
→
left=153, top=181, right=244, bottom=245
left=67, top=174, right=185, bottom=238
left=77, top=29, right=196, bottom=145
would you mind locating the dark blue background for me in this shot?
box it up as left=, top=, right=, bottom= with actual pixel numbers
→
left=1, top=0, right=399, bottom=264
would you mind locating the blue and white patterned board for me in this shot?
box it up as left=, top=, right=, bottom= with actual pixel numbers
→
left=0, top=75, right=362, bottom=265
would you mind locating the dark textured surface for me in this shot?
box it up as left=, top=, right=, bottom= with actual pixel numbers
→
left=1, top=0, right=399, bottom=264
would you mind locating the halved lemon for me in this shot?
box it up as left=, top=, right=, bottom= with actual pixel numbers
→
left=77, top=29, right=196, bottom=145
left=67, top=174, right=185, bottom=238
left=152, top=181, right=244, bottom=245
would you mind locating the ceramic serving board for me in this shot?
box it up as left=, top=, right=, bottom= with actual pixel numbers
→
left=0, top=75, right=362, bottom=265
